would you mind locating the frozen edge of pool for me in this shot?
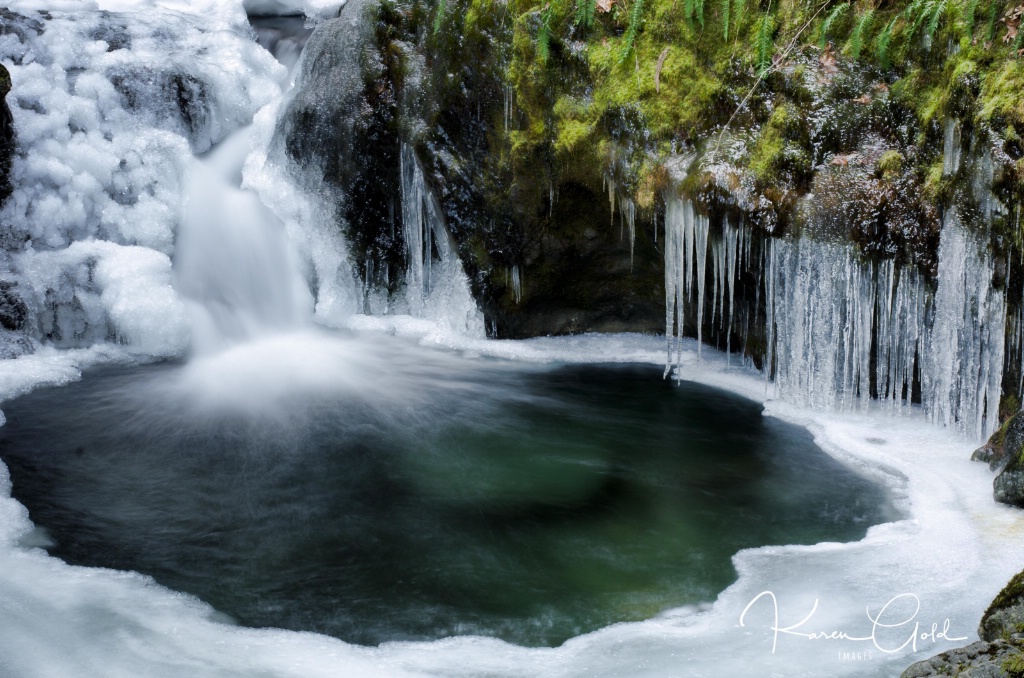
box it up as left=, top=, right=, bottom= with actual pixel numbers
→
left=0, top=327, right=1020, bottom=678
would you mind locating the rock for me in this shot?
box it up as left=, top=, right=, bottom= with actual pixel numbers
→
left=974, top=444, right=1009, bottom=472
left=0, top=62, right=14, bottom=206
left=974, top=411, right=1024, bottom=502
left=0, top=281, right=27, bottom=331
left=902, top=572, right=1024, bottom=677
left=995, top=417, right=1024, bottom=504
left=899, top=639, right=1023, bottom=677
left=980, top=572, right=1024, bottom=642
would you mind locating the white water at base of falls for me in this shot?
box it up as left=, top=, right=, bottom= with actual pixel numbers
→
left=175, top=127, right=313, bottom=354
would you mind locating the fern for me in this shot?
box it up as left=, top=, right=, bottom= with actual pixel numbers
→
left=904, top=0, right=931, bottom=38
left=818, top=2, right=850, bottom=48
left=684, top=0, right=696, bottom=25
left=964, top=0, right=979, bottom=38
left=732, top=0, right=748, bottom=34
left=875, top=16, right=898, bottom=68
left=722, top=0, right=731, bottom=39
left=756, top=11, right=774, bottom=72
left=987, top=0, right=998, bottom=41
left=574, top=0, right=597, bottom=28
left=433, top=0, right=447, bottom=34
left=619, top=0, right=646, bottom=61
left=924, top=0, right=948, bottom=43
left=848, top=8, right=874, bottom=59
left=537, top=5, right=553, bottom=63
left=695, top=0, right=705, bottom=27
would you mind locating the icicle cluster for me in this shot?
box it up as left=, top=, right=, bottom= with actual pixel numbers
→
left=604, top=175, right=638, bottom=266
left=663, top=198, right=1006, bottom=437
left=664, top=195, right=752, bottom=373
left=397, top=143, right=485, bottom=336
left=766, top=236, right=928, bottom=413
left=922, top=209, right=1005, bottom=438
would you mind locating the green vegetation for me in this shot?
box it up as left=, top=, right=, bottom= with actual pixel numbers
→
left=417, top=0, right=1024, bottom=246
left=1004, top=650, right=1024, bottom=678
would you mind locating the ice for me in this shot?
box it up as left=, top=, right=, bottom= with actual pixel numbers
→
left=0, top=1, right=283, bottom=359
left=0, top=332, right=1020, bottom=678
left=244, top=0, right=347, bottom=19
left=397, top=143, right=485, bottom=338
left=924, top=209, right=1005, bottom=438
left=664, top=194, right=739, bottom=366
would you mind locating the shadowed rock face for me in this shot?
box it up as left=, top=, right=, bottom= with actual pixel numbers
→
left=980, top=412, right=1024, bottom=506
left=0, top=63, right=13, bottom=207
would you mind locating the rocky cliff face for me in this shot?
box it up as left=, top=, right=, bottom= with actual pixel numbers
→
left=282, top=0, right=1024, bottom=423
left=0, top=63, right=13, bottom=208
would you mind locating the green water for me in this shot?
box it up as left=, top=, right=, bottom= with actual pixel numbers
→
left=0, top=357, right=895, bottom=647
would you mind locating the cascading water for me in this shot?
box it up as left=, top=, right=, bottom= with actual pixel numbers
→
left=175, top=127, right=312, bottom=353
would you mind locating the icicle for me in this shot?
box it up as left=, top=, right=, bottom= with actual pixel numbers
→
left=511, top=265, right=522, bottom=304
left=623, top=198, right=636, bottom=270
left=398, top=142, right=485, bottom=336
left=943, top=118, right=961, bottom=176
left=694, top=211, right=709, bottom=357
left=924, top=208, right=1006, bottom=437
left=504, top=84, right=513, bottom=132
left=607, top=175, right=616, bottom=225
left=400, top=143, right=426, bottom=307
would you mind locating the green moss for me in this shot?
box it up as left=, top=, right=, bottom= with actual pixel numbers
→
left=748, top=103, right=811, bottom=187
left=878, top=150, right=904, bottom=178
left=1003, top=651, right=1024, bottom=678
left=980, top=61, right=1024, bottom=125
left=983, top=571, right=1024, bottom=628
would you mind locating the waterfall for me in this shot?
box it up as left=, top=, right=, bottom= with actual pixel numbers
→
left=174, top=127, right=312, bottom=354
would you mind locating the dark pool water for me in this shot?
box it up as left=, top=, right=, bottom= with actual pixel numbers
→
left=0, top=353, right=896, bottom=647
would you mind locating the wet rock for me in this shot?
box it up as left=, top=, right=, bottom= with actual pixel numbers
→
left=904, top=572, right=1024, bottom=677
left=0, top=281, right=27, bottom=331
left=972, top=411, right=1024, bottom=477
left=900, top=639, right=1023, bottom=678
left=0, top=63, right=13, bottom=207
left=974, top=443, right=1009, bottom=472
left=994, top=413, right=1024, bottom=505
left=981, top=572, right=1024, bottom=643
left=107, top=66, right=211, bottom=152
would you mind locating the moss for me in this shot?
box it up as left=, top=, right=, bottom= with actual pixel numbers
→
left=984, top=571, right=1024, bottom=629
left=878, top=150, right=903, bottom=178
left=749, top=103, right=812, bottom=187
left=1003, top=650, right=1024, bottom=678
